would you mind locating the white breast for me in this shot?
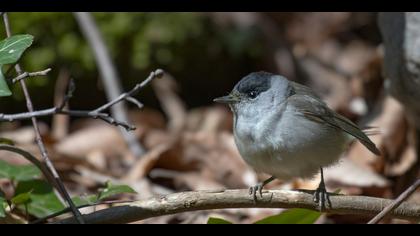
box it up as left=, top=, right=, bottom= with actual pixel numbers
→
left=234, top=104, right=351, bottom=180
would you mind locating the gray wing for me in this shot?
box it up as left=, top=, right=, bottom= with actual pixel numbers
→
left=287, top=86, right=381, bottom=155
left=289, top=81, right=323, bottom=99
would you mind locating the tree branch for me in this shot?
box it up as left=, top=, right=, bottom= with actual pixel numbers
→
left=2, top=12, right=85, bottom=224
left=54, top=189, right=420, bottom=224
left=0, top=108, right=134, bottom=131
left=90, top=69, right=164, bottom=114
left=11, top=68, right=52, bottom=83
left=368, top=179, right=420, bottom=224
left=0, top=69, right=163, bottom=131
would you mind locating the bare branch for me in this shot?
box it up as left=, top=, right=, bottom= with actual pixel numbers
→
left=11, top=68, right=52, bottom=83
left=0, top=70, right=160, bottom=131
left=125, top=96, right=144, bottom=109
left=57, top=77, right=75, bottom=110
left=54, top=189, right=420, bottom=224
left=368, top=179, right=420, bottom=224
left=60, top=110, right=136, bottom=131
left=0, top=107, right=135, bottom=130
left=92, top=69, right=164, bottom=114
left=0, top=107, right=56, bottom=121
left=2, top=12, right=85, bottom=224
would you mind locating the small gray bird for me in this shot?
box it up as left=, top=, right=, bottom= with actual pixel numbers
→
left=214, top=71, right=380, bottom=208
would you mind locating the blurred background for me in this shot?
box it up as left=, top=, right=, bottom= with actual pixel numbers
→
left=0, top=12, right=418, bottom=224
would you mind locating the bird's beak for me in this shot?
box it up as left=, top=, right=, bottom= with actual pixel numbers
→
left=213, top=94, right=239, bottom=104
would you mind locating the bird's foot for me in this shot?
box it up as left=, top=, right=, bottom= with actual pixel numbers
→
left=313, top=184, right=331, bottom=211
left=248, top=176, right=275, bottom=202
left=249, top=183, right=264, bottom=202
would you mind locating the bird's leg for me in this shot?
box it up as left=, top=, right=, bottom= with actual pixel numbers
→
left=249, top=176, right=275, bottom=201
left=313, top=167, right=331, bottom=210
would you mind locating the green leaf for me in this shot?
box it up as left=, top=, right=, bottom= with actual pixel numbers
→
left=0, top=34, right=34, bottom=65
left=11, top=191, right=32, bottom=205
left=0, top=159, right=41, bottom=181
left=0, top=190, right=6, bottom=218
left=98, top=181, right=136, bottom=200
left=14, top=180, right=65, bottom=218
left=207, top=217, right=233, bottom=224
left=73, top=182, right=136, bottom=207
left=0, top=70, right=12, bottom=97
left=0, top=137, right=15, bottom=145
left=72, top=194, right=98, bottom=207
left=254, top=208, right=322, bottom=224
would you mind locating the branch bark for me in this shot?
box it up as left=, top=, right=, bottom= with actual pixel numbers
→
left=0, top=69, right=163, bottom=130
left=11, top=68, right=51, bottom=83
left=0, top=108, right=134, bottom=131
left=368, top=179, right=420, bottom=224
left=55, top=189, right=420, bottom=224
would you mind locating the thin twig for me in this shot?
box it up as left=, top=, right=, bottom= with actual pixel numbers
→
left=54, top=189, right=420, bottom=224
left=91, top=69, right=164, bottom=114
left=368, top=179, right=420, bottom=224
left=11, top=68, right=52, bottom=83
left=2, top=12, right=85, bottom=224
left=60, top=110, right=135, bottom=130
left=0, top=70, right=162, bottom=130
left=125, top=96, right=143, bottom=109
left=57, top=77, right=75, bottom=110
left=0, top=108, right=135, bottom=130
left=52, top=69, right=71, bottom=140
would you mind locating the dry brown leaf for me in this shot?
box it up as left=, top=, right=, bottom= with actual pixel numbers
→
left=128, top=108, right=166, bottom=131
left=0, top=213, right=26, bottom=224
left=287, top=12, right=351, bottom=49
left=86, top=149, right=107, bottom=171
left=186, top=106, right=233, bottom=133
left=298, top=56, right=351, bottom=111
left=336, top=41, right=377, bottom=76
left=152, top=74, right=187, bottom=134
left=179, top=131, right=256, bottom=188
left=54, top=124, right=127, bottom=159
left=122, top=141, right=175, bottom=182
left=347, top=96, right=406, bottom=171
left=0, top=123, right=49, bottom=145
left=325, top=157, right=389, bottom=188
left=172, top=172, right=225, bottom=191
left=385, top=145, right=417, bottom=177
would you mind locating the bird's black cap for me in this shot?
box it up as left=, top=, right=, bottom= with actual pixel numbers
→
left=234, top=71, right=273, bottom=96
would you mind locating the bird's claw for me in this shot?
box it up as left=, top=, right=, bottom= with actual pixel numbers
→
left=313, top=185, right=331, bottom=211
left=249, top=183, right=264, bottom=202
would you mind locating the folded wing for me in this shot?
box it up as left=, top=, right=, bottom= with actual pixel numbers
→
left=287, top=82, right=381, bottom=155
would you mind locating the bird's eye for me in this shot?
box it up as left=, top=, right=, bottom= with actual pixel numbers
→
left=248, top=91, right=257, bottom=99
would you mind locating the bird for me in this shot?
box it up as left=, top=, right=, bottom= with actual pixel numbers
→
left=214, top=71, right=380, bottom=209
